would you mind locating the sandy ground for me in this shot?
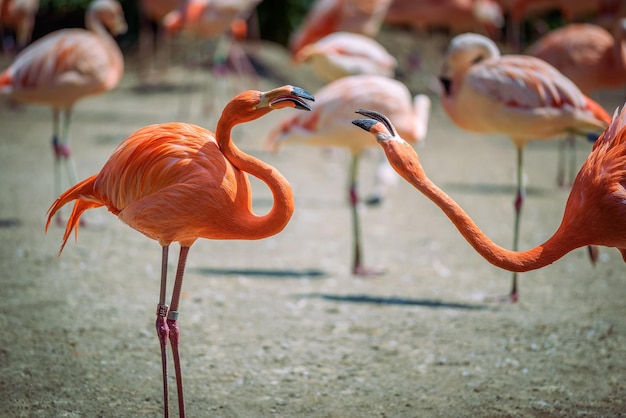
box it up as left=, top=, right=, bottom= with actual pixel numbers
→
left=1, top=30, right=625, bottom=417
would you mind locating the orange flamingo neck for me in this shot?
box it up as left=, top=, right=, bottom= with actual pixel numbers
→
left=383, top=139, right=582, bottom=272
left=215, top=109, right=294, bottom=240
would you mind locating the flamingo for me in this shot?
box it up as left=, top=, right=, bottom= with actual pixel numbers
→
left=289, top=0, right=393, bottom=58
left=384, top=0, right=504, bottom=39
left=438, top=33, right=610, bottom=301
left=0, top=0, right=126, bottom=220
left=162, top=0, right=261, bottom=117
left=266, top=75, right=430, bottom=275
left=45, top=85, right=315, bottom=418
left=0, top=0, right=39, bottom=53
left=137, top=0, right=184, bottom=86
left=292, top=31, right=398, bottom=83
left=352, top=107, right=626, bottom=281
left=526, top=19, right=626, bottom=185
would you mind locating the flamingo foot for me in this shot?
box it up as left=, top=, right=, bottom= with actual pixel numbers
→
left=587, top=245, right=599, bottom=266
left=352, top=264, right=385, bottom=277
left=484, top=290, right=519, bottom=304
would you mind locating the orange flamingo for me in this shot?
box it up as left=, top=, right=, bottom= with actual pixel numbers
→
left=293, top=31, right=398, bottom=83
left=45, top=85, right=315, bottom=418
left=384, top=0, right=504, bottom=38
left=266, top=75, right=430, bottom=275
left=0, top=0, right=39, bottom=53
left=527, top=19, right=626, bottom=185
left=438, top=33, right=610, bottom=301
left=352, top=107, right=626, bottom=278
left=289, top=0, right=393, bottom=58
left=0, top=0, right=126, bottom=219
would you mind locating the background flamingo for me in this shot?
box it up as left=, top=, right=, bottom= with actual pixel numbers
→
left=162, top=0, right=262, bottom=118
left=384, top=0, right=505, bottom=38
left=292, top=31, right=397, bottom=83
left=0, top=0, right=39, bottom=53
left=0, top=0, right=126, bottom=220
left=289, top=0, right=392, bottom=58
left=137, top=0, right=184, bottom=86
left=526, top=19, right=626, bottom=185
left=438, top=33, right=610, bottom=301
left=45, top=85, right=314, bottom=418
left=352, top=107, right=626, bottom=280
left=266, top=75, right=430, bottom=275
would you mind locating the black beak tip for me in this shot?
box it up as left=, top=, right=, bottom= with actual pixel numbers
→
left=292, top=86, right=315, bottom=102
left=352, top=118, right=377, bottom=132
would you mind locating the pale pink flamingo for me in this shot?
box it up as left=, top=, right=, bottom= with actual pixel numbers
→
left=292, top=31, right=398, bottom=83
left=384, top=0, right=504, bottom=38
left=266, top=74, right=431, bottom=275
left=438, top=32, right=610, bottom=301
left=46, top=85, right=315, bottom=418
left=0, top=0, right=39, bottom=53
left=352, top=106, right=626, bottom=282
left=289, top=0, right=393, bottom=58
left=0, top=0, right=126, bottom=220
left=527, top=19, right=626, bottom=185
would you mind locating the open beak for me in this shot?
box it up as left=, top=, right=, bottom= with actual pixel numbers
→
left=263, top=86, right=315, bottom=111
left=354, top=109, right=396, bottom=136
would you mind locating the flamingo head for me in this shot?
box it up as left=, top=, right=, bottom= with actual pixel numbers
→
left=222, top=86, right=315, bottom=124
left=91, top=0, right=128, bottom=35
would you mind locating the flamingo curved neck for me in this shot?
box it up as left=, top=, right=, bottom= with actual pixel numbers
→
left=216, top=116, right=294, bottom=240
left=385, top=142, right=580, bottom=272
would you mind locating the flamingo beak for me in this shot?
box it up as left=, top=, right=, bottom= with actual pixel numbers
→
left=264, top=86, right=315, bottom=111
left=354, top=109, right=396, bottom=136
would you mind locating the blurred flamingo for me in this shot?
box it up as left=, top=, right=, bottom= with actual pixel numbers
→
left=137, top=0, right=184, bottom=86
left=384, top=0, right=504, bottom=39
left=266, top=75, right=430, bottom=275
left=289, top=0, right=392, bottom=58
left=0, top=0, right=39, bottom=53
left=438, top=33, right=610, bottom=301
left=162, top=0, right=261, bottom=117
left=500, top=0, right=625, bottom=51
left=527, top=19, right=626, bottom=185
left=353, top=107, right=626, bottom=283
left=46, top=85, right=315, bottom=418
left=0, top=0, right=126, bottom=220
left=293, top=31, right=398, bottom=83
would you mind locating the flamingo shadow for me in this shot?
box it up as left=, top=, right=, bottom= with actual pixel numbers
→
left=0, top=218, right=21, bottom=228
left=190, top=267, right=327, bottom=279
left=299, top=293, right=491, bottom=310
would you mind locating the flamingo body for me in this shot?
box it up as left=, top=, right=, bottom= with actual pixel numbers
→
left=293, top=31, right=397, bottom=82
left=46, top=85, right=315, bottom=418
left=385, top=0, right=504, bottom=37
left=527, top=20, right=626, bottom=94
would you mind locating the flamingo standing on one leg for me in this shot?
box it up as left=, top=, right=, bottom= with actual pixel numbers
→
left=438, top=33, right=610, bottom=301
left=527, top=19, right=626, bottom=186
left=45, top=85, right=315, bottom=418
left=0, top=0, right=126, bottom=221
left=352, top=107, right=626, bottom=281
left=266, top=75, right=430, bottom=275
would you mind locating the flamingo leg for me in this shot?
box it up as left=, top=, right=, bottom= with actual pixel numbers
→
left=349, top=153, right=383, bottom=276
left=167, top=245, right=190, bottom=418
left=156, top=246, right=171, bottom=418
left=509, top=146, right=524, bottom=303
